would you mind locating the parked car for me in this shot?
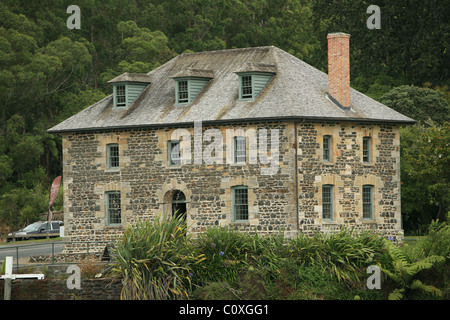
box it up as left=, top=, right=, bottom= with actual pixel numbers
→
left=7, top=221, right=64, bottom=241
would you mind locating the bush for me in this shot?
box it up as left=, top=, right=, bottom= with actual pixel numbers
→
left=111, top=214, right=205, bottom=300
left=287, top=228, right=386, bottom=284
left=192, top=227, right=288, bottom=286
left=380, top=240, right=445, bottom=300
left=420, top=224, right=450, bottom=259
left=192, top=227, right=250, bottom=285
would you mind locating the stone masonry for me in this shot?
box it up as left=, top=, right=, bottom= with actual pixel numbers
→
left=61, top=120, right=402, bottom=254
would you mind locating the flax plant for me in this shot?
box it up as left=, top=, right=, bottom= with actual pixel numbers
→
left=111, top=214, right=205, bottom=300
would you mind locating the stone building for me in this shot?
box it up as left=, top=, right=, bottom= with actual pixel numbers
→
left=48, top=33, right=414, bottom=253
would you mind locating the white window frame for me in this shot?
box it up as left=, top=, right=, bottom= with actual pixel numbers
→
left=115, top=85, right=127, bottom=108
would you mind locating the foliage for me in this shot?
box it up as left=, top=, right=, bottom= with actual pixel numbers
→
left=380, top=85, right=450, bottom=126
left=111, top=214, right=205, bottom=300
left=288, top=228, right=386, bottom=283
left=78, top=255, right=103, bottom=279
left=191, top=226, right=395, bottom=299
left=401, top=123, right=450, bottom=225
left=417, top=224, right=450, bottom=261
left=380, top=240, right=445, bottom=300
left=193, top=227, right=250, bottom=285
left=0, top=1, right=448, bottom=235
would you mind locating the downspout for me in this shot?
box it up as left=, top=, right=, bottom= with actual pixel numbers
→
left=294, top=121, right=300, bottom=234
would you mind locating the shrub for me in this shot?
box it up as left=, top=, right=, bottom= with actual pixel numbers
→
left=78, top=255, right=103, bottom=278
left=192, top=227, right=289, bottom=286
left=111, top=214, right=205, bottom=300
left=287, top=228, right=386, bottom=284
left=192, top=281, right=239, bottom=300
left=380, top=240, right=445, bottom=300
left=192, top=227, right=250, bottom=285
left=420, top=224, right=450, bottom=259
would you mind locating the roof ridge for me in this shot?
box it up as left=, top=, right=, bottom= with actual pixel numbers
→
left=178, top=45, right=277, bottom=57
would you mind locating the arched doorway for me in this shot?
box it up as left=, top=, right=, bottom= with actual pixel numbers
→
left=172, top=190, right=187, bottom=221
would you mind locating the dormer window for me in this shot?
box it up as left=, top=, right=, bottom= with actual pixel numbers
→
left=171, top=69, right=213, bottom=105
left=241, top=76, right=253, bottom=99
left=177, top=80, right=189, bottom=103
left=237, top=69, right=275, bottom=101
left=115, top=85, right=126, bottom=107
left=108, top=72, right=151, bottom=109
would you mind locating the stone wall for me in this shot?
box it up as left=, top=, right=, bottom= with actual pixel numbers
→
left=61, top=120, right=403, bottom=253
left=0, top=278, right=122, bottom=300
left=297, top=122, right=402, bottom=238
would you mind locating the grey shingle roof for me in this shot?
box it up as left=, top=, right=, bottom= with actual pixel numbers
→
left=48, top=46, right=414, bottom=133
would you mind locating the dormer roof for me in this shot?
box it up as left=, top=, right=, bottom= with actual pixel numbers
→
left=108, top=72, right=151, bottom=84
left=48, top=46, right=414, bottom=134
left=234, top=63, right=277, bottom=74
left=170, top=68, right=214, bottom=79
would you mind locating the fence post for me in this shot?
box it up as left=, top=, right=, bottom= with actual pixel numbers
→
left=51, top=242, right=55, bottom=264
left=3, top=256, right=13, bottom=300
left=15, top=247, right=19, bottom=269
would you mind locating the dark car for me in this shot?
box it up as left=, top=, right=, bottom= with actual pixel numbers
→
left=7, top=221, right=64, bottom=241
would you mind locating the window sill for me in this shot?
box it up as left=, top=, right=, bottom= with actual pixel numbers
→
left=362, top=162, right=374, bottom=167
left=167, top=164, right=183, bottom=169
left=361, top=219, right=376, bottom=224
left=231, top=221, right=250, bottom=226
left=230, top=162, right=246, bottom=167
left=105, top=224, right=123, bottom=229
left=322, top=220, right=337, bottom=224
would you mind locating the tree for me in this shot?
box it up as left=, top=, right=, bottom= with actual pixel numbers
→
left=380, top=85, right=450, bottom=126
left=98, top=21, right=175, bottom=89
left=402, top=123, right=450, bottom=222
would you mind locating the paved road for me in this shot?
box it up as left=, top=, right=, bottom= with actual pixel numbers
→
left=0, top=242, right=63, bottom=261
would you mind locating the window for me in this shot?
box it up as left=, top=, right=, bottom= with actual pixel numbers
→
left=107, top=144, right=119, bottom=169
left=241, top=75, right=253, bottom=99
left=323, top=135, right=331, bottom=162
left=322, top=185, right=333, bottom=220
left=232, top=186, right=248, bottom=222
left=169, top=140, right=181, bottom=166
left=106, top=191, right=121, bottom=225
left=51, top=222, right=61, bottom=230
left=238, top=72, right=274, bottom=101
left=363, top=137, right=371, bottom=163
left=362, top=185, right=373, bottom=220
left=234, top=136, right=246, bottom=163
left=177, top=80, right=189, bottom=103
left=116, top=85, right=126, bottom=107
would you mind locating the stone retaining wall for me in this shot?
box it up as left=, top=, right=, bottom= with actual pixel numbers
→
left=0, top=278, right=122, bottom=300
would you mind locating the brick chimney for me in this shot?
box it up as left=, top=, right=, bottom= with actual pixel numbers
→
left=327, top=33, right=351, bottom=107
